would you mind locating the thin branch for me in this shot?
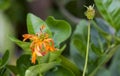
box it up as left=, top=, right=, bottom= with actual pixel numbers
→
left=54, top=0, right=81, bottom=24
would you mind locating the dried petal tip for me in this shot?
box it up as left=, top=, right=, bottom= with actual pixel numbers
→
left=84, top=5, right=95, bottom=20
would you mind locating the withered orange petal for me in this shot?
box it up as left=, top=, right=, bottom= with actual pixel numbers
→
left=35, top=45, right=43, bottom=56
left=22, top=27, right=57, bottom=64
left=32, top=52, right=36, bottom=64
left=23, top=34, right=38, bottom=41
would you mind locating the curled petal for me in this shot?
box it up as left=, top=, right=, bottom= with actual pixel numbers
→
left=23, top=34, right=32, bottom=41
left=35, top=45, right=43, bottom=56
left=32, top=51, right=37, bottom=64
left=23, top=34, right=38, bottom=41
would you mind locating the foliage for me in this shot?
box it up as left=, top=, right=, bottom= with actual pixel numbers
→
left=0, top=50, right=10, bottom=76
left=95, top=0, right=120, bottom=31
left=9, top=13, right=79, bottom=76
left=1, top=0, right=120, bottom=76
left=70, top=0, right=120, bottom=76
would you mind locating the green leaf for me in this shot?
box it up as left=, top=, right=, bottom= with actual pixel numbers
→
left=109, top=45, right=120, bottom=76
left=45, top=66, right=75, bottom=76
left=89, top=44, right=120, bottom=76
left=38, top=51, right=62, bottom=64
left=70, top=43, right=85, bottom=71
left=38, top=45, right=66, bottom=63
left=16, top=54, right=33, bottom=76
left=45, top=16, right=71, bottom=46
left=60, top=55, right=82, bottom=76
left=91, top=18, right=116, bottom=55
left=0, top=68, right=11, bottom=76
left=0, top=50, right=9, bottom=69
left=49, top=51, right=61, bottom=62
left=0, top=67, right=7, bottom=76
left=9, top=35, right=31, bottom=52
left=71, top=20, right=88, bottom=57
left=25, top=62, right=58, bottom=76
left=90, top=25, right=105, bottom=55
left=95, top=0, right=120, bottom=31
left=7, top=65, right=18, bottom=75
left=0, top=0, right=11, bottom=10
left=95, top=67, right=111, bottom=76
left=70, top=20, right=97, bottom=72
left=48, top=45, right=66, bottom=62
left=0, top=59, right=2, bottom=66
left=70, top=19, right=115, bottom=75
left=92, top=19, right=114, bottom=42
left=27, top=13, right=52, bottom=36
left=95, top=18, right=115, bottom=35
left=37, top=53, right=50, bottom=64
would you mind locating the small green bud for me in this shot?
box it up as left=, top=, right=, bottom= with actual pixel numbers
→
left=85, top=5, right=95, bottom=20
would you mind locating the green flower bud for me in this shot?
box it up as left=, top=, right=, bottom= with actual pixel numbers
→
left=85, top=5, right=95, bottom=20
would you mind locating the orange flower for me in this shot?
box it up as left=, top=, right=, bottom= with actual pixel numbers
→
left=23, top=25, right=56, bottom=64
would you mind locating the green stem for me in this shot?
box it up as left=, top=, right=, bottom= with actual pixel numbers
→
left=40, top=73, right=43, bottom=76
left=82, top=21, right=91, bottom=76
